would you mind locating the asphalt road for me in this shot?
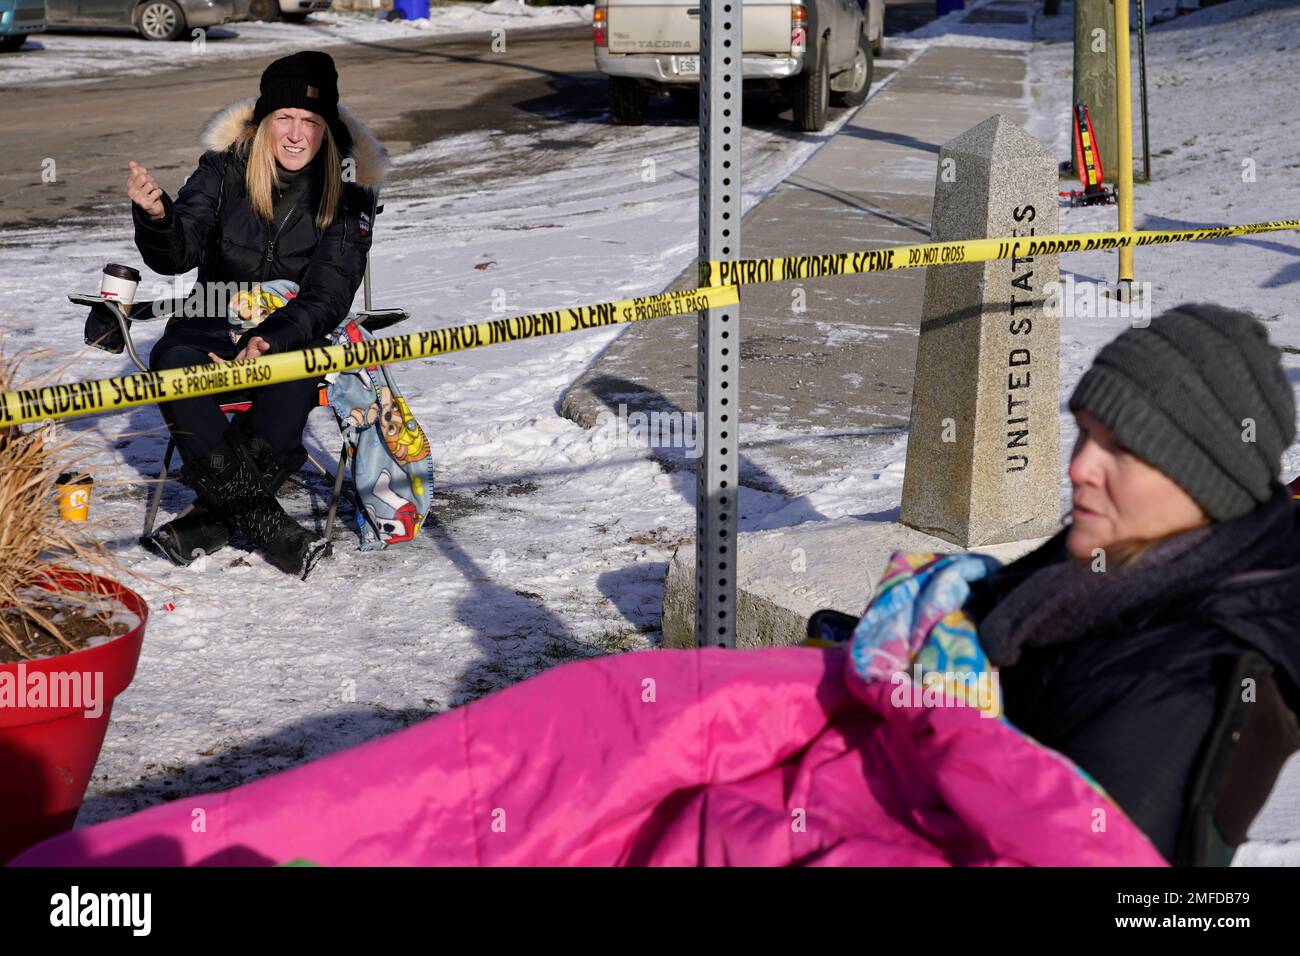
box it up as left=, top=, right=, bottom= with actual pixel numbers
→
left=0, top=25, right=624, bottom=227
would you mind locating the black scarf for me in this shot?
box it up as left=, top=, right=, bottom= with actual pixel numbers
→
left=271, top=158, right=320, bottom=226
left=973, top=483, right=1296, bottom=668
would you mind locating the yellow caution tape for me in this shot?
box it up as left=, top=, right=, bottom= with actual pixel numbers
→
left=5, top=218, right=1298, bottom=427
left=0, top=285, right=738, bottom=427
left=705, top=218, right=1300, bottom=286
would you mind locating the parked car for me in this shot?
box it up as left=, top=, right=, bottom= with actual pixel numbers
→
left=248, top=0, right=329, bottom=23
left=0, top=0, right=46, bottom=51
left=43, top=0, right=251, bottom=41
left=593, top=0, right=883, bottom=132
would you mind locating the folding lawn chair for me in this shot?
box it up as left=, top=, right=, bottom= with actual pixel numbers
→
left=72, top=211, right=407, bottom=557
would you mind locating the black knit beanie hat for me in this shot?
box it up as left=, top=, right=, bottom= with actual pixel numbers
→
left=1068, top=303, right=1296, bottom=522
left=253, top=51, right=352, bottom=155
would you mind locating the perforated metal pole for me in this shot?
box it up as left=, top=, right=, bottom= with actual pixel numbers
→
left=695, top=0, right=741, bottom=648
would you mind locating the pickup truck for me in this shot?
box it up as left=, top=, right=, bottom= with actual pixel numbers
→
left=593, top=0, right=883, bottom=132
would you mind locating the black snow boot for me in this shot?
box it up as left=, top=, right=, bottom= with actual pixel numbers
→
left=182, top=431, right=327, bottom=580
left=141, top=507, right=232, bottom=567
left=143, top=442, right=308, bottom=568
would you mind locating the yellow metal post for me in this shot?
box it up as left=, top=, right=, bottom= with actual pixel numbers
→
left=1115, top=0, right=1135, bottom=298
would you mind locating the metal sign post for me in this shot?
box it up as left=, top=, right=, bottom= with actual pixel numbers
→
left=695, top=0, right=742, bottom=648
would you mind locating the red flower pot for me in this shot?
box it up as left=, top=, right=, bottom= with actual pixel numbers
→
left=0, top=570, right=147, bottom=863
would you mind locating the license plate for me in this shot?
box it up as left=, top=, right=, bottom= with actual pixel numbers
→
left=676, top=56, right=699, bottom=76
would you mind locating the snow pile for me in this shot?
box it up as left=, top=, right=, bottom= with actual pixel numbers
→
left=318, top=1, right=593, bottom=31
left=0, top=3, right=593, bottom=86
left=899, top=0, right=1035, bottom=50
left=477, top=0, right=591, bottom=19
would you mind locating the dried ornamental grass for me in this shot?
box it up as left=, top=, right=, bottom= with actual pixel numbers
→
left=0, top=342, right=152, bottom=661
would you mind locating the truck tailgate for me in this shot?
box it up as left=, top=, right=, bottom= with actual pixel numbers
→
left=606, top=0, right=792, bottom=56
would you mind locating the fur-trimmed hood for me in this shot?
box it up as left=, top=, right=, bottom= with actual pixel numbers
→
left=200, top=97, right=389, bottom=191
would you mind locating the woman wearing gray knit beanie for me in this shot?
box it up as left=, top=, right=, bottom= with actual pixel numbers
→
left=967, top=302, right=1300, bottom=866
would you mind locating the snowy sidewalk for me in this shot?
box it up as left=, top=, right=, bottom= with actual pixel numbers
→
left=561, top=3, right=1038, bottom=500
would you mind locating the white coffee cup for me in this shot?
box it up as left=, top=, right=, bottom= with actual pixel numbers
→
left=101, top=263, right=141, bottom=308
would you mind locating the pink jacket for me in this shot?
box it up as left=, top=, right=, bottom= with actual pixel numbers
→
left=14, top=647, right=1164, bottom=866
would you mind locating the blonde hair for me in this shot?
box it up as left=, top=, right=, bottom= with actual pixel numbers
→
left=240, top=113, right=343, bottom=229
left=1110, top=537, right=1164, bottom=571
left=1070, top=518, right=1213, bottom=572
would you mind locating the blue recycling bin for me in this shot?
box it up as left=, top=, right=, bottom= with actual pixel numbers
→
left=391, top=0, right=430, bottom=19
left=936, top=0, right=965, bottom=13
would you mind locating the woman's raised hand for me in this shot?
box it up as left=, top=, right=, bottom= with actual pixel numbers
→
left=126, top=161, right=166, bottom=220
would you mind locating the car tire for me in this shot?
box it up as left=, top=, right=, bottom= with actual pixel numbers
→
left=137, top=0, right=187, bottom=40
left=249, top=0, right=282, bottom=20
left=792, top=38, right=830, bottom=132
left=832, top=31, right=873, bottom=107
left=610, top=77, right=648, bottom=126
left=668, top=86, right=698, bottom=117
left=0, top=34, right=27, bottom=52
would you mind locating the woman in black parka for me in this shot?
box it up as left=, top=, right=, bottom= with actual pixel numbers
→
left=966, top=303, right=1300, bottom=865
left=125, top=51, right=387, bottom=579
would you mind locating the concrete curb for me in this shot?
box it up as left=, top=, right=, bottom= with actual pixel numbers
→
left=662, top=516, right=1049, bottom=648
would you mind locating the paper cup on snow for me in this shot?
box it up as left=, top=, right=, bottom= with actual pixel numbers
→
left=100, top=264, right=140, bottom=309
left=56, top=472, right=93, bottom=522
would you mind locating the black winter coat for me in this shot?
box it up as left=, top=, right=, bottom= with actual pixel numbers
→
left=967, top=484, right=1300, bottom=864
left=132, top=98, right=388, bottom=354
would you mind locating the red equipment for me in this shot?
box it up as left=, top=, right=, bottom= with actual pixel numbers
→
left=1060, top=102, right=1117, bottom=207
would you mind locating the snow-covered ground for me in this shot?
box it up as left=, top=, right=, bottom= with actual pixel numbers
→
left=0, top=0, right=592, bottom=86
left=1031, top=0, right=1300, bottom=864
left=0, top=6, right=914, bottom=824
left=2, top=0, right=1298, bottom=863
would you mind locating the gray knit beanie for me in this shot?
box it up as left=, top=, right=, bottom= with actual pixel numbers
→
left=1067, top=303, right=1296, bottom=522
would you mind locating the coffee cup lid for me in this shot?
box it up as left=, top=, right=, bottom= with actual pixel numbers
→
left=56, top=472, right=93, bottom=485
left=103, top=263, right=141, bottom=282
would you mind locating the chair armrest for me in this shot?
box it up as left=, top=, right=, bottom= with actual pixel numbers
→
left=129, top=298, right=183, bottom=321
left=355, top=308, right=409, bottom=333
left=72, top=294, right=156, bottom=373
left=68, top=294, right=179, bottom=321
